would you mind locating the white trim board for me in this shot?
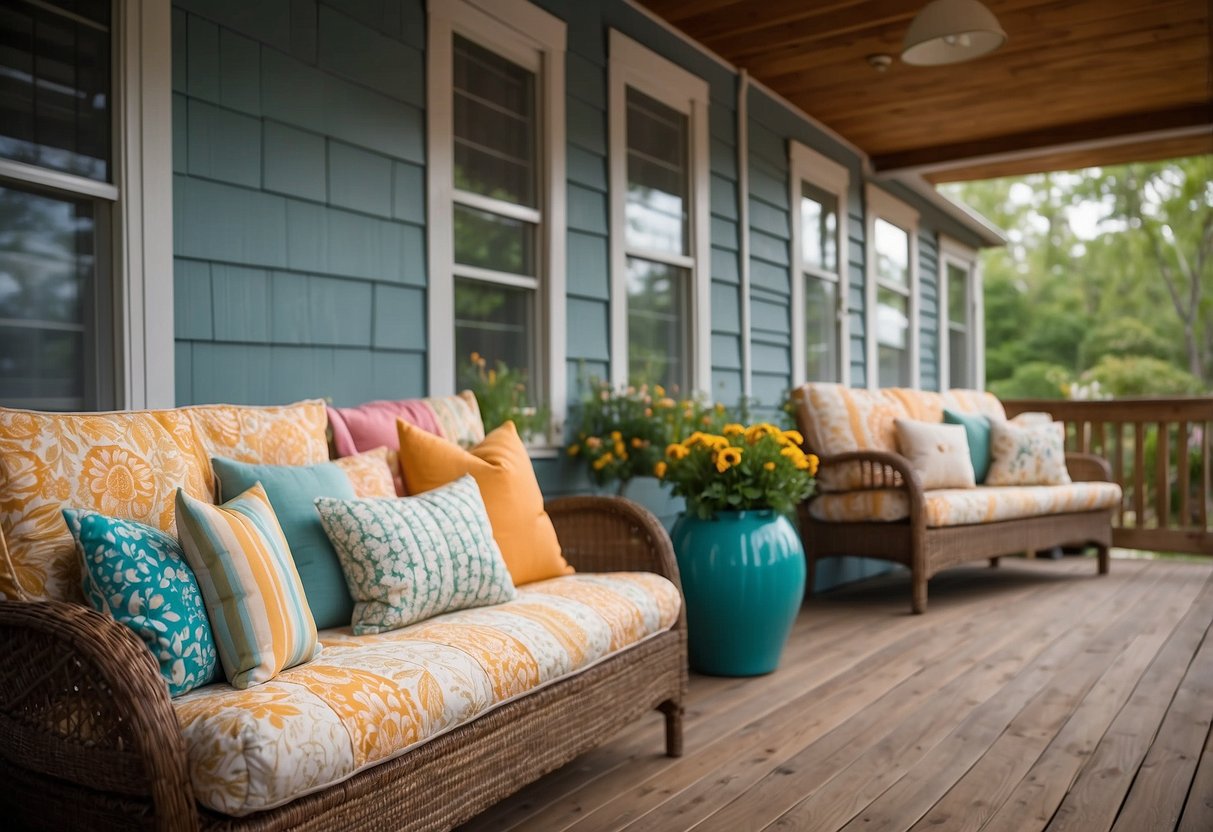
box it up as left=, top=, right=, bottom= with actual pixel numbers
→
left=607, top=29, right=712, bottom=395
left=426, top=0, right=567, bottom=438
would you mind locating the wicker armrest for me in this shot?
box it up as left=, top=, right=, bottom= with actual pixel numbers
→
left=546, top=496, right=681, bottom=585
left=0, top=599, right=197, bottom=831
left=816, top=450, right=926, bottom=507
left=1066, top=452, right=1113, bottom=483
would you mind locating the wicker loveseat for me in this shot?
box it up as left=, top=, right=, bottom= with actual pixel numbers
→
left=0, top=400, right=686, bottom=832
left=792, top=383, right=1121, bottom=614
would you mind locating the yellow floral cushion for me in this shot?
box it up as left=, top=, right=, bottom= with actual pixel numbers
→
left=808, top=482, right=1122, bottom=527
left=0, top=401, right=329, bottom=601
left=171, top=572, right=681, bottom=816
left=791, top=384, right=1005, bottom=493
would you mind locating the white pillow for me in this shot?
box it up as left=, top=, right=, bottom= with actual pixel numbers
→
left=1010, top=411, right=1054, bottom=426
left=894, top=419, right=976, bottom=490
left=986, top=420, right=1072, bottom=486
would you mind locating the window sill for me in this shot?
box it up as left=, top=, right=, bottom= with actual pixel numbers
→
left=527, top=445, right=562, bottom=460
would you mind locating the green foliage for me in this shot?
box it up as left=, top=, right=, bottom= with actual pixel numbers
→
left=1078, top=317, right=1177, bottom=370
left=460, top=354, right=550, bottom=441
left=662, top=425, right=817, bottom=519
left=987, top=361, right=1070, bottom=400
left=1079, top=356, right=1203, bottom=398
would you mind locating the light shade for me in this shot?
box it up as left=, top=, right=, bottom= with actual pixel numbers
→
left=901, top=0, right=1007, bottom=66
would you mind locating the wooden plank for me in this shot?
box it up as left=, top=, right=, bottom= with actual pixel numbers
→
left=685, top=565, right=1158, bottom=832
left=1045, top=571, right=1213, bottom=832
left=1112, top=527, right=1213, bottom=557
left=793, top=569, right=1183, bottom=832
left=1179, top=420, right=1191, bottom=528
left=910, top=567, right=1206, bottom=832
left=1110, top=582, right=1213, bottom=831
left=1178, top=723, right=1213, bottom=832
left=1202, top=419, right=1211, bottom=530
left=1093, top=420, right=1105, bottom=459
left=1135, top=421, right=1147, bottom=528
left=1158, top=421, right=1172, bottom=529
left=1114, top=422, right=1125, bottom=526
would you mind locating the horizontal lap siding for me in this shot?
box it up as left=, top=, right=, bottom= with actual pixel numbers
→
left=172, top=0, right=428, bottom=407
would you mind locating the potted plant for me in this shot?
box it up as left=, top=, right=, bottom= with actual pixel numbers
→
left=661, top=423, right=818, bottom=676
left=462, top=353, right=551, bottom=442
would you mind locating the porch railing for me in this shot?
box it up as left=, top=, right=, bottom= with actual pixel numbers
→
left=1002, top=398, right=1213, bottom=556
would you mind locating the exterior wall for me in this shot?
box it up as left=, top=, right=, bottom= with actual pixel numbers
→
left=169, top=0, right=994, bottom=582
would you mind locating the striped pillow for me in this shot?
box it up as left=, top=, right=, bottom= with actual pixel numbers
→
left=175, top=483, right=320, bottom=689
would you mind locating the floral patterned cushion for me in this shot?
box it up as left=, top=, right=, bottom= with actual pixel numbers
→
left=314, top=476, right=517, bottom=635
left=64, top=509, right=218, bottom=697
left=0, top=401, right=329, bottom=602
left=791, top=384, right=1006, bottom=493
left=171, top=572, right=682, bottom=816
left=808, top=482, right=1122, bottom=526
left=986, top=420, right=1071, bottom=486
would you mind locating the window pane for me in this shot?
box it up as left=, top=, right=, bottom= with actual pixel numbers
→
left=805, top=275, right=838, bottom=382
left=801, top=182, right=838, bottom=274
left=0, top=184, right=97, bottom=409
left=627, top=257, right=688, bottom=391
left=625, top=88, right=688, bottom=256
left=454, top=278, right=535, bottom=389
left=452, top=36, right=536, bottom=206
left=947, top=262, right=968, bottom=325
left=453, top=204, right=535, bottom=275
left=949, top=327, right=969, bottom=389
left=874, top=218, right=909, bottom=287
left=0, top=1, right=111, bottom=181
left=876, top=285, right=909, bottom=387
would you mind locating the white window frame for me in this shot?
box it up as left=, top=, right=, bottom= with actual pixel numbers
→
left=426, top=0, right=567, bottom=437
left=938, top=235, right=983, bottom=391
left=864, top=184, right=920, bottom=390
left=0, top=0, right=174, bottom=409
left=607, top=30, right=711, bottom=393
left=789, top=142, right=849, bottom=387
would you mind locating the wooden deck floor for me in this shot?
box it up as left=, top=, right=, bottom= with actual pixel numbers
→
left=462, top=557, right=1213, bottom=832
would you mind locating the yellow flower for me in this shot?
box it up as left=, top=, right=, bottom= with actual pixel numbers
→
left=745, top=423, right=778, bottom=444
left=567, top=444, right=581, bottom=457
left=592, top=452, right=614, bottom=471
left=610, top=430, right=622, bottom=441
left=586, top=436, right=602, bottom=449
left=667, top=443, right=690, bottom=460
left=700, top=415, right=712, bottom=425
left=723, top=423, right=745, bottom=436
left=614, top=441, right=626, bottom=457
left=488, top=369, right=497, bottom=384
left=657, top=397, right=676, bottom=408
left=794, top=457, right=810, bottom=470
left=763, top=461, right=776, bottom=472
left=654, top=461, right=668, bottom=479
left=654, top=385, right=666, bottom=397
left=631, top=437, right=644, bottom=449
left=715, top=447, right=743, bottom=473
left=782, top=429, right=804, bottom=446
left=470, top=351, right=482, bottom=365
left=780, top=445, right=804, bottom=460
left=807, top=454, right=820, bottom=476
left=715, top=403, right=727, bottom=414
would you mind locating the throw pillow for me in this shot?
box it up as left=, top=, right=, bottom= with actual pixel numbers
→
left=396, top=420, right=573, bottom=586
left=175, top=483, right=320, bottom=689
left=894, top=419, right=976, bottom=490
left=333, top=448, right=398, bottom=499
left=315, top=475, right=517, bottom=634
left=211, top=456, right=358, bottom=630
left=943, top=408, right=993, bottom=483
left=64, top=509, right=217, bottom=697
left=986, top=420, right=1072, bottom=486
left=1011, top=411, right=1054, bottom=426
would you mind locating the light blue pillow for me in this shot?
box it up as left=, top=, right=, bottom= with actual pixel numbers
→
left=943, top=408, right=993, bottom=483
left=63, top=509, right=217, bottom=697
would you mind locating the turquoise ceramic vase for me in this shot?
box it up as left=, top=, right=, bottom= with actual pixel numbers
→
left=671, top=510, right=806, bottom=676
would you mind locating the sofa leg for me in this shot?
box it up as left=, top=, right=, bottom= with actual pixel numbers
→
left=989, top=557, right=1000, bottom=568
left=1096, top=545, right=1110, bottom=575
left=659, top=701, right=684, bottom=757
left=911, top=573, right=928, bottom=615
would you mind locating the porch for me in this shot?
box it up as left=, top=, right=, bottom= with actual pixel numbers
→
left=463, top=556, right=1213, bottom=832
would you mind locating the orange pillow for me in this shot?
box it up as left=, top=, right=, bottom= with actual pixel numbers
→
left=396, top=420, right=572, bottom=585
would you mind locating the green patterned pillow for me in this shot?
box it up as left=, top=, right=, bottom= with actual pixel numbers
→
left=314, top=475, right=516, bottom=634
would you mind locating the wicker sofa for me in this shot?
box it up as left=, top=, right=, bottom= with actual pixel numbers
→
left=792, top=384, right=1121, bottom=614
left=0, top=400, right=686, bottom=832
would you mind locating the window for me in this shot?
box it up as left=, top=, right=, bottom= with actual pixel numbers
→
left=865, top=186, right=919, bottom=389
left=428, top=0, right=566, bottom=434
left=0, top=0, right=113, bottom=410
left=609, top=31, right=710, bottom=393
left=940, top=236, right=981, bottom=390
left=789, top=142, right=849, bottom=386
left=0, top=0, right=172, bottom=411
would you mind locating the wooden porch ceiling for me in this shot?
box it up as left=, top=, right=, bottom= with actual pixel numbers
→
left=637, top=0, right=1213, bottom=182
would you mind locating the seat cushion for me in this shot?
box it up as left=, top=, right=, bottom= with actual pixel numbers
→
left=809, top=482, right=1122, bottom=527
left=172, top=572, right=681, bottom=816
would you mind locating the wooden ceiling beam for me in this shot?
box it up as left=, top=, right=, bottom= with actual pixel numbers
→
left=872, top=105, right=1213, bottom=175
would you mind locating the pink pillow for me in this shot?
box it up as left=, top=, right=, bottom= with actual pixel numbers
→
left=328, top=399, right=441, bottom=458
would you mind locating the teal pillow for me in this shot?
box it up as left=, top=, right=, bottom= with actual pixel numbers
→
left=211, top=456, right=357, bottom=629
left=943, top=409, right=992, bottom=483
left=63, top=509, right=217, bottom=697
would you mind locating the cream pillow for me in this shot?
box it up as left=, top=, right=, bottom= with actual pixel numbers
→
left=986, top=420, right=1072, bottom=486
left=1010, top=411, right=1054, bottom=426
left=894, top=419, right=976, bottom=490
